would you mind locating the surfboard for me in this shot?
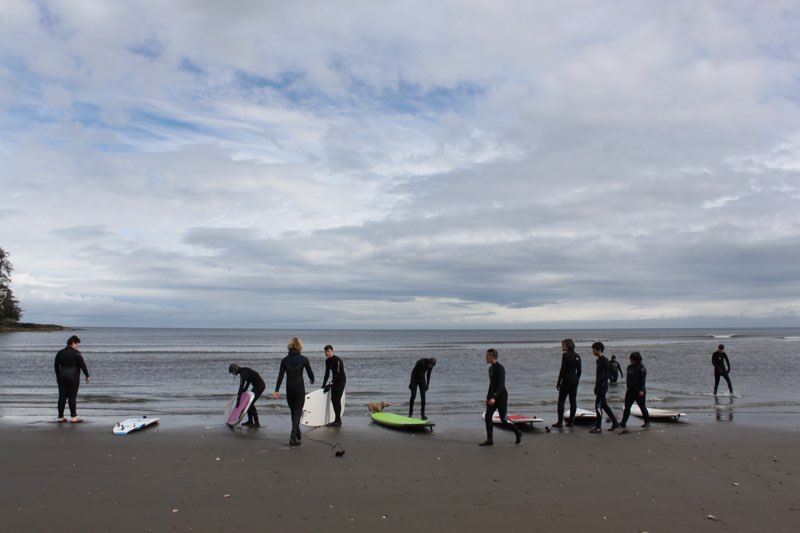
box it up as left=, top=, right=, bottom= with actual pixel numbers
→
left=481, top=412, right=544, bottom=426
left=371, top=412, right=434, bottom=432
left=225, top=391, right=256, bottom=427
left=572, top=407, right=597, bottom=420
left=630, top=404, right=685, bottom=421
left=113, top=416, right=159, bottom=435
left=301, top=387, right=347, bottom=426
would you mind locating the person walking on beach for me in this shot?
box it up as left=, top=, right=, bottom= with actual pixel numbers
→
left=322, top=344, right=346, bottom=426
left=480, top=348, right=523, bottom=446
left=228, top=364, right=266, bottom=427
left=273, top=337, right=315, bottom=446
left=712, top=344, right=733, bottom=396
left=554, top=338, right=581, bottom=428
left=54, top=335, right=90, bottom=423
left=609, top=355, right=623, bottom=384
left=619, top=352, right=650, bottom=429
left=409, top=357, right=436, bottom=420
left=589, top=342, right=619, bottom=433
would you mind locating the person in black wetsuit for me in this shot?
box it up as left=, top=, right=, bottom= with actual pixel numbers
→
left=553, top=338, right=581, bottom=428
left=228, top=364, right=266, bottom=427
left=322, top=344, right=346, bottom=427
left=712, top=344, right=733, bottom=395
left=54, top=335, right=90, bottom=423
left=479, top=348, right=523, bottom=446
left=619, top=351, right=650, bottom=428
left=589, top=342, right=619, bottom=433
left=273, top=337, right=315, bottom=446
left=609, top=355, right=623, bottom=384
left=408, top=357, right=436, bottom=420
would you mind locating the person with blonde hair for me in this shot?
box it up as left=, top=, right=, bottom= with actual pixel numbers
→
left=273, top=337, right=315, bottom=446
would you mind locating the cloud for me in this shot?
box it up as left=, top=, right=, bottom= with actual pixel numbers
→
left=2, top=0, right=800, bottom=327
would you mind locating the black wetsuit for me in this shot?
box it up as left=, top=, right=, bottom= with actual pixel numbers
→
left=236, top=367, right=266, bottom=424
left=593, top=355, right=618, bottom=429
left=322, top=355, right=346, bottom=425
left=620, top=362, right=650, bottom=426
left=54, top=345, right=89, bottom=418
left=712, top=350, right=733, bottom=395
left=484, top=361, right=522, bottom=442
left=609, top=359, right=623, bottom=383
left=556, top=350, right=582, bottom=424
left=408, top=358, right=434, bottom=418
left=275, top=349, right=315, bottom=441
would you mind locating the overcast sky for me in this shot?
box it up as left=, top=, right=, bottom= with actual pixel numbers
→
left=2, top=1, right=799, bottom=329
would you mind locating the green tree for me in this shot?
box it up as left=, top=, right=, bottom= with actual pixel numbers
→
left=0, top=247, right=23, bottom=322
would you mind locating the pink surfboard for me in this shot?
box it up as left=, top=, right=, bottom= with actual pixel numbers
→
left=225, top=391, right=256, bottom=427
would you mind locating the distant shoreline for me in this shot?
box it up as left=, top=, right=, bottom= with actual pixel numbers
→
left=0, top=322, right=68, bottom=333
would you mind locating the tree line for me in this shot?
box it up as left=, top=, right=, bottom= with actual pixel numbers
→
left=0, top=246, right=23, bottom=322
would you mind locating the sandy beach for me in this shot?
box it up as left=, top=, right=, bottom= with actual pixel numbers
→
left=1, top=416, right=797, bottom=532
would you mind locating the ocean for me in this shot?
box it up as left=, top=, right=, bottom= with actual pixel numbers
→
left=2, top=327, right=799, bottom=428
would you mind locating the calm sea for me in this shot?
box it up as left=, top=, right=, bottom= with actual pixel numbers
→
left=1, top=327, right=799, bottom=428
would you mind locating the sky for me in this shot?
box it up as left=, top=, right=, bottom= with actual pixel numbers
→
left=1, top=0, right=800, bottom=329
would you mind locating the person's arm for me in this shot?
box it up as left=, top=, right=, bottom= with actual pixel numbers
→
left=425, top=366, right=433, bottom=389
left=305, top=358, right=315, bottom=384
left=576, top=356, right=581, bottom=381
left=78, top=354, right=90, bottom=383
left=638, top=366, right=647, bottom=396
left=273, top=361, right=286, bottom=398
left=493, top=364, right=506, bottom=400
left=54, top=354, right=60, bottom=378
left=322, top=359, right=331, bottom=388
left=557, top=354, right=566, bottom=390
left=724, top=355, right=731, bottom=374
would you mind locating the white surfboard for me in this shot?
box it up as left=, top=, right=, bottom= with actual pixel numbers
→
left=301, top=388, right=346, bottom=426
left=481, top=412, right=544, bottom=426
left=630, top=405, right=685, bottom=421
left=572, top=407, right=596, bottom=420
left=113, top=417, right=159, bottom=435
left=225, top=391, right=256, bottom=427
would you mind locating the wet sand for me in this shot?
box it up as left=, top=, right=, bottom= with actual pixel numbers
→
left=1, top=417, right=797, bottom=532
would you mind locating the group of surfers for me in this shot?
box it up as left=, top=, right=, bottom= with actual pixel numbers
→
left=52, top=335, right=734, bottom=446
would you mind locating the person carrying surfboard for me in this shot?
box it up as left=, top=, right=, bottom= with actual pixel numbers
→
left=589, top=342, right=619, bottom=433
left=228, top=364, right=266, bottom=427
left=322, top=344, right=346, bottom=426
left=553, top=338, right=581, bottom=428
left=408, top=357, right=436, bottom=420
left=54, top=335, right=90, bottom=423
left=479, top=348, right=522, bottom=446
left=273, top=337, right=315, bottom=446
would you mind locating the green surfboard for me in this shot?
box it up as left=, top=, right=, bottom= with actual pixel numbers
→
left=371, top=412, right=435, bottom=431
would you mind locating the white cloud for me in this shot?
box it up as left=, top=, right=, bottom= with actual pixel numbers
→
left=2, top=0, right=800, bottom=327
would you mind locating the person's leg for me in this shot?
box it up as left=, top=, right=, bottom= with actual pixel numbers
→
left=592, top=394, right=603, bottom=431
left=246, top=387, right=264, bottom=426
left=722, top=374, right=733, bottom=394
left=714, top=372, right=721, bottom=395
left=602, top=396, right=619, bottom=427
left=57, top=379, right=67, bottom=420
left=408, top=384, right=417, bottom=417
left=567, top=385, right=577, bottom=426
left=481, top=403, right=496, bottom=445
left=555, top=388, right=568, bottom=426
left=498, top=399, right=522, bottom=443
left=331, top=381, right=345, bottom=424
left=67, top=379, right=79, bottom=419
left=636, top=395, right=650, bottom=426
left=620, top=391, right=634, bottom=427
left=287, top=389, right=304, bottom=444
left=419, top=385, right=427, bottom=419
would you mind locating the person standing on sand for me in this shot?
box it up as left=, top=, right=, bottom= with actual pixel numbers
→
left=54, top=335, right=90, bottom=423
left=619, top=352, right=650, bottom=429
left=228, top=364, right=266, bottom=427
left=322, top=344, right=346, bottom=427
left=408, top=357, right=436, bottom=420
left=554, top=338, right=581, bottom=428
left=589, top=342, right=619, bottom=433
left=480, top=348, right=523, bottom=446
left=273, top=337, right=315, bottom=446
left=609, top=355, right=623, bottom=384
left=712, top=344, right=733, bottom=396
